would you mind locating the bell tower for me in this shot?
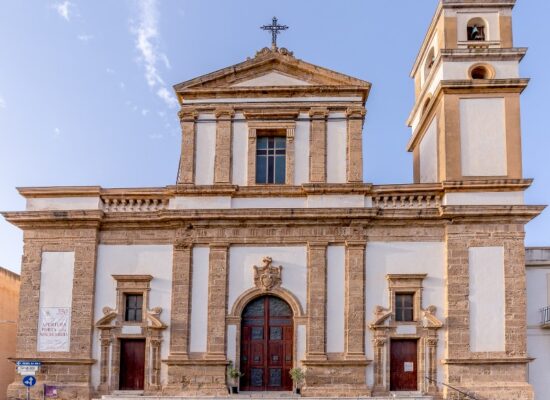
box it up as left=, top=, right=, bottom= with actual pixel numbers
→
left=407, top=0, right=527, bottom=188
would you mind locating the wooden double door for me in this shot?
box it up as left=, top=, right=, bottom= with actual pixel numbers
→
left=240, top=296, right=293, bottom=391
left=390, top=339, right=418, bottom=391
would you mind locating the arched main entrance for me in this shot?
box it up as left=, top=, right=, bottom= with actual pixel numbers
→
left=240, top=295, right=293, bottom=391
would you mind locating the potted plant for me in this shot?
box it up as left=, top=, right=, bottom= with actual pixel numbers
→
left=227, top=361, right=243, bottom=394
left=289, top=367, right=305, bottom=395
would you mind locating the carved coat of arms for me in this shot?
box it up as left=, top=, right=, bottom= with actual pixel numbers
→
left=254, top=257, right=282, bottom=291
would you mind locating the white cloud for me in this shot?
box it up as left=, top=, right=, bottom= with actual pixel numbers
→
left=148, top=133, right=163, bottom=139
left=0, top=96, right=6, bottom=109
left=131, top=0, right=178, bottom=109
left=53, top=1, right=72, bottom=21
left=119, top=81, right=126, bottom=89
left=53, top=127, right=61, bottom=138
left=106, top=67, right=115, bottom=74
left=141, top=109, right=149, bottom=116
left=77, top=34, right=94, bottom=42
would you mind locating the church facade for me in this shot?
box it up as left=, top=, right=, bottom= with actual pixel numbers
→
left=3, top=1, right=546, bottom=399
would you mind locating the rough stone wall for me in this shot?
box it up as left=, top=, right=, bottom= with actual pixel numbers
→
left=0, top=267, right=20, bottom=400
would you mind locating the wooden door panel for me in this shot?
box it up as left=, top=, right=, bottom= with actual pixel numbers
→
left=390, top=339, right=418, bottom=391
left=240, top=296, right=293, bottom=391
left=119, top=339, right=145, bottom=390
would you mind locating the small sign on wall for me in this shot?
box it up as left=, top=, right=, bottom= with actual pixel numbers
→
left=404, top=362, right=414, bottom=372
left=37, top=307, right=71, bottom=352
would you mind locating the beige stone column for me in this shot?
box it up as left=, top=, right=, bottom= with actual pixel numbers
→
left=286, top=127, right=295, bottom=185
left=345, top=240, right=366, bottom=359
left=309, top=107, right=328, bottom=183
left=177, top=109, right=198, bottom=184
left=206, top=244, right=229, bottom=359
left=214, top=107, right=234, bottom=184
left=306, top=242, right=327, bottom=360
left=247, top=128, right=257, bottom=185
left=169, top=238, right=193, bottom=356
left=346, top=107, right=366, bottom=183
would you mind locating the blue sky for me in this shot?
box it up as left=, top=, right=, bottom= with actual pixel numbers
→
left=1, top=1, right=548, bottom=274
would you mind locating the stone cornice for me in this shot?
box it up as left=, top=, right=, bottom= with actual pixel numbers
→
left=442, top=357, right=531, bottom=365
left=2, top=210, right=103, bottom=229
left=407, top=78, right=530, bottom=150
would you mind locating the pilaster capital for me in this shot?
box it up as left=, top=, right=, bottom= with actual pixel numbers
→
left=309, top=107, right=329, bottom=119
left=308, top=241, right=329, bottom=249
left=178, top=109, right=199, bottom=122
left=209, top=243, right=230, bottom=251
left=345, top=240, right=367, bottom=248
left=214, top=107, right=235, bottom=119
left=346, top=106, right=366, bottom=119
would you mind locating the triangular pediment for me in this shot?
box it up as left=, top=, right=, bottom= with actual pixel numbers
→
left=174, top=47, right=371, bottom=92
left=231, top=71, right=312, bottom=87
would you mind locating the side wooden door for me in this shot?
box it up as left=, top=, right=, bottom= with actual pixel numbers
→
left=390, top=339, right=418, bottom=391
left=119, top=339, right=146, bottom=390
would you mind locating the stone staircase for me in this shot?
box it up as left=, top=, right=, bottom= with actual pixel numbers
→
left=100, top=391, right=433, bottom=400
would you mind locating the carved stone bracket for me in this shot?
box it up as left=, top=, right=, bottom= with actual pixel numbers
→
left=253, top=256, right=282, bottom=291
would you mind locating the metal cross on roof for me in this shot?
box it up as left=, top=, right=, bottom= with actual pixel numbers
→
left=261, top=17, right=288, bottom=49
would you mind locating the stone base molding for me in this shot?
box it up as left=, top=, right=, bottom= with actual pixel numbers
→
left=301, top=360, right=371, bottom=397
left=163, top=358, right=229, bottom=396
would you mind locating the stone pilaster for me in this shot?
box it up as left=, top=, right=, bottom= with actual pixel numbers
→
left=344, top=241, right=366, bottom=360
left=346, top=107, right=366, bottom=183
left=306, top=242, right=327, bottom=360
left=444, top=223, right=534, bottom=400
left=206, top=244, right=229, bottom=359
left=177, top=109, right=198, bottom=184
left=214, top=107, right=234, bottom=184
left=309, top=107, right=328, bottom=183
left=247, top=128, right=257, bottom=185
left=169, top=237, right=193, bottom=356
left=286, top=127, right=295, bottom=185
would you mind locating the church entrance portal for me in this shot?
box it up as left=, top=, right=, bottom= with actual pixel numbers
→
left=240, top=295, right=293, bottom=391
left=119, top=339, right=145, bottom=390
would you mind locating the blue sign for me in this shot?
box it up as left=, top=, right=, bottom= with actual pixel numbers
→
left=16, top=361, right=41, bottom=366
left=22, top=376, right=36, bottom=387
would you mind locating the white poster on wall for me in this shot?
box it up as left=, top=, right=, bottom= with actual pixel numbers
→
left=37, top=307, right=71, bottom=352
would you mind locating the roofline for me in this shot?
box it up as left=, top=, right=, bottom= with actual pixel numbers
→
left=0, top=266, right=20, bottom=280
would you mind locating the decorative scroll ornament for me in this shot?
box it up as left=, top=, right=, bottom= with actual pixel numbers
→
left=254, top=257, right=282, bottom=291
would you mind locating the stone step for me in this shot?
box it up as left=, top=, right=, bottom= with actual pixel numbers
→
left=99, top=393, right=433, bottom=400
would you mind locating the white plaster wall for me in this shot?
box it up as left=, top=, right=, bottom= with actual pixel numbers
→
left=307, top=195, right=365, bottom=208
left=231, top=197, right=306, bottom=208
left=227, top=325, right=237, bottom=365
left=326, top=246, right=345, bottom=353
left=194, top=114, right=216, bottom=185
left=527, top=330, right=550, bottom=400
left=457, top=12, right=500, bottom=42
left=232, top=113, right=248, bottom=186
left=365, top=242, right=446, bottom=383
left=294, top=113, right=310, bottom=185
left=419, top=117, right=438, bottom=183
left=326, top=112, right=347, bottom=183
left=443, top=61, right=519, bottom=80
left=170, top=196, right=231, bottom=209
left=190, top=246, right=209, bottom=352
left=526, top=267, right=550, bottom=326
left=526, top=266, right=550, bottom=400
left=460, top=98, right=507, bottom=177
left=469, top=247, right=505, bottom=352
left=228, top=246, right=307, bottom=313
left=27, top=197, right=101, bottom=211
left=443, top=191, right=524, bottom=206
left=91, top=245, right=173, bottom=389
left=38, top=252, right=75, bottom=352
left=297, top=325, right=306, bottom=366
left=232, top=71, right=312, bottom=87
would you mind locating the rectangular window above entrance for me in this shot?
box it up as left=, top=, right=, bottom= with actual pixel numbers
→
left=256, top=136, right=286, bottom=184
left=125, top=294, right=143, bottom=322
left=395, top=293, right=414, bottom=322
